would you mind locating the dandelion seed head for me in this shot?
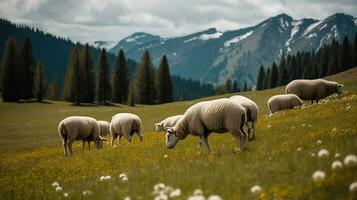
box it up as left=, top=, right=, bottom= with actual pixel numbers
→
left=250, top=185, right=262, bottom=195
left=349, top=182, right=357, bottom=192
left=55, top=186, right=63, bottom=192
left=331, top=160, right=343, bottom=170
left=318, top=149, right=330, bottom=158
left=344, top=154, right=357, bottom=167
left=312, top=170, right=325, bottom=182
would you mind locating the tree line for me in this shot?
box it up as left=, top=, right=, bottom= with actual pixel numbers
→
left=256, top=34, right=357, bottom=90
left=0, top=36, right=174, bottom=105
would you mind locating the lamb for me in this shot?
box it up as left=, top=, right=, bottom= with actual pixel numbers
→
left=155, top=115, right=183, bottom=131
left=285, top=79, right=343, bottom=104
left=58, top=116, right=105, bottom=156
left=229, top=95, right=259, bottom=141
left=267, top=94, right=303, bottom=115
left=165, top=98, right=248, bottom=152
left=110, top=113, right=143, bottom=146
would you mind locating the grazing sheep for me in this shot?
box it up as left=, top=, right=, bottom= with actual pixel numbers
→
left=165, top=98, right=248, bottom=152
left=229, top=95, right=259, bottom=141
left=58, top=116, right=105, bottom=156
left=110, top=113, right=143, bottom=146
left=98, top=120, right=110, bottom=136
left=82, top=120, right=110, bottom=149
left=155, top=115, right=183, bottom=131
left=268, top=94, right=303, bottom=115
left=285, top=79, right=343, bottom=104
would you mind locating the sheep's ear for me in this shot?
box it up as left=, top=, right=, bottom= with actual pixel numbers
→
left=99, top=136, right=107, bottom=141
left=338, top=84, right=344, bottom=87
left=164, top=127, right=174, bottom=133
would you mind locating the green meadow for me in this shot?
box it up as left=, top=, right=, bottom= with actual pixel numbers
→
left=0, top=68, right=356, bottom=200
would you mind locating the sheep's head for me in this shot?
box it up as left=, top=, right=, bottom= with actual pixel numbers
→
left=336, top=83, right=344, bottom=94
left=96, top=136, right=107, bottom=149
left=165, top=127, right=179, bottom=149
left=155, top=123, right=163, bottom=131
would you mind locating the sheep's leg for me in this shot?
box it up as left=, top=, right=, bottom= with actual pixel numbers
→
left=251, top=123, right=256, bottom=141
left=203, top=136, right=211, bottom=153
left=110, top=136, right=115, bottom=147
left=199, top=136, right=204, bottom=153
left=119, top=135, right=122, bottom=144
left=67, top=140, right=74, bottom=156
left=63, top=142, right=68, bottom=156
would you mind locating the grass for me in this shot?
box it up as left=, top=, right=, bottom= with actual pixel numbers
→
left=0, top=68, right=356, bottom=200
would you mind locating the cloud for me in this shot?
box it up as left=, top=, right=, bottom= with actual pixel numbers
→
left=0, top=0, right=356, bottom=43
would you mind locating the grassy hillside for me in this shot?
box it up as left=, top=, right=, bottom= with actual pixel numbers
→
left=0, top=68, right=356, bottom=200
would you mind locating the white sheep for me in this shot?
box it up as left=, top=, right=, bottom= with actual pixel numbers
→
left=285, top=79, right=343, bottom=104
left=58, top=116, right=105, bottom=156
left=165, top=98, right=248, bottom=152
left=155, top=115, right=183, bottom=131
left=82, top=120, right=110, bottom=150
left=267, top=94, right=303, bottom=115
left=110, top=113, right=143, bottom=146
left=229, top=95, right=259, bottom=141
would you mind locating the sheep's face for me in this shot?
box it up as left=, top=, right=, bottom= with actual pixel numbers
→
left=165, top=128, right=179, bottom=149
left=96, top=136, right=107, bottom=149
left=336, top=84, right=343, bottom=94
left=155, top=123, right=163, bottom=131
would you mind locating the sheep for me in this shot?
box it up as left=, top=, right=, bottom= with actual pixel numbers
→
left=110, top=113, right=143, bottom=146
left=58, top=116, right=105, bottom=156
left=285, top=79, right=343, bottom=104
left=82, top=120, right=110, bottom=149
left=229, top=95, right=259, bottom=141
left=164, top=98, right=248, bottom=152
left=154, top=115, right=183, bottom=131
left=267, top=94, right=303, bottom=115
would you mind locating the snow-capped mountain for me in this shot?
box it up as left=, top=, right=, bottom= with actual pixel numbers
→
left=92, top=40, right=117, bottom=50
left=109, top=13, right=357, bottom=86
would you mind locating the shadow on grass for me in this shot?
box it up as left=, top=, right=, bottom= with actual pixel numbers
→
left=69, top=102, right=121, bottom=107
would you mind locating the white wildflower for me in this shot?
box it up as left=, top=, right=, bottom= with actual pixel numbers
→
left=55, top=186, right=63, bottom=192
left=349, top=182, right=357, bottom=192
left=316, top=140, right=322, bottom=145
left=100, top=176, right=106, bottom=181
left=122, top=177, right=128, bottom=182
left=193, top=189, right=203, bottom=196
left=344, top=154, right=357, bottom=167
left=335, top=153, right=341, bottom=158
left=312, top=170, right=326, bottom=182
left=119, top=173, right=127, bottom=179
left=163, top=154, right=168, bottom=159
left=123, top=196, right=131, bottom=200
left=318, top=149, right=330, bottom=158
left=82, top=190, right=92, bottom=196
left=52, top=182, right=59, bottom=188
left=63, top=192, right=68, bottom=197
left=169, top=188, right=181, bottom=198
left=250, top=185, right=262, bottom=195
left=105, top=175, right=111, bottom=180
left=207, top=195, right=222, bottom=200
left=187, top=195, right=205, bottom=200
left=331, top=160, right=343, bottom=170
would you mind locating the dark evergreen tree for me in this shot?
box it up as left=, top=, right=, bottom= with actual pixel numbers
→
left=96, top=48, right=111, bottom=105
left=156, top=54, right=173, bottom=104
left=327, top=39, right=341, bottom=75
left=354, top=33, right=357, bottom=66
left=134, top=50, right=156, bottom=104
left=289, top=55, right=298, bottom=81
left=277, top=56, right=289, bottom=86
left=263, top=68, right=271, bottom=89
left=62, top=46, right=81, bottom=104
left=21, top=37, right=35, bottom=100
left=112, top=49, right=129, bottom=104
left=232, top=80, right=238, bottom=92
left=127, top=81, right=135, bottom=107
left=1, top=37, right=22, bottom=102
left=341, top=35, right=352, bottom=70
left=256, top=66, right=265, bottom=90
left=269, top=62, right=278, bottom=88
left=46, top=79, right=59, bottom=100
left=225, top=78, right=232, bottom=93
left=80, top=43, right=95, bottom=103
left=243, top=81, right=248, bottom=92
left=33, top=62, right=46, bottom=102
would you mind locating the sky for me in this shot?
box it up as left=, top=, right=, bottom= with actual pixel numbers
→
left=0, top=0, right=356, bottom=44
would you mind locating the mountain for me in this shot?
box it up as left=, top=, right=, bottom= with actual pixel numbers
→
left=110, top=13, right=357, bottom=87
left=92, top=41, right=117, bottom=50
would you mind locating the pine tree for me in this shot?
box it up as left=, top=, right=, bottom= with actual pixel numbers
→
left=256, top=66, right=265, bottom=90
left=290, top=55, right=298, bottom=81
left=354, top=33, right=357, bottom=66
left=134, top=50, right=156, bottom=104
left=277, top=56, right=288, bottom=86
left=327, top=39, right=341, bottom=75
left=269, top=62, right=278, bottom=88
left=80, top=43, right=95, bottom=103
left=180, top=90, right=187, bottom=101
left=33, top=62, right=46, bottom=102
left=1, top=37, right=22, bottom=102
left=62, top=46, right=81, bottom=104
left=232, top=80, right=238, bottom=92
left=127, top=81, right=135, bottom=107
left=263, top=68, right=271, bottom=89
left=243, top=81, right=249, bottom=92
left=225, top=78, right=232, bottom=93
left=156, top=54, right=173, bottom=104
left=46, top=80, right=59, bottom=100
left=96, top=48, right=111, bottom=105
left=21, top=37, right=35, bottom=100
left=341, top=35, right=352, bottom=71
left=112, top=49, right=129, bottom=104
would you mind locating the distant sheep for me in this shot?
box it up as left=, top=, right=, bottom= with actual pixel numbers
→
left=229, top=95, right=259, bottom=141
left=286, top=79, right=343, bottom=104
left=155, top=115, right=183, bottom=131
left=58, top=116, right=105, bottom=156
left=98, top=120, right=110, bottom=136
left=268, top=94, right=303, bottom=115
left=110, top=113, right=143, bottom=146
left=165, top=98, right=248, bottom=152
